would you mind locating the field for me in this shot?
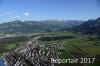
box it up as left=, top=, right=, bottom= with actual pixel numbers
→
left=0, top=36, right=30, bottom=56
left=38, top=32, right=100, bottom=66
left=5, top=43, right=17, bottom=49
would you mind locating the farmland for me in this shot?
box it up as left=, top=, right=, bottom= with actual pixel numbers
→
left=38, top=32, right=100, bottom=66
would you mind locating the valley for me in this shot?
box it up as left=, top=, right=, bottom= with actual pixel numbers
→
left=0, top=31, right=100, bottom=66
left=0, top=17, right=100, bottom=66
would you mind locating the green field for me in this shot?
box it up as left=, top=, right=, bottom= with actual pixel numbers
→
left=40, top=32, right=100, bottom=57
left=5, top=43, right=17, bottom=49
left=38, top=32, right=100, bottom=66
left=0, top=36, right=30, bottom=56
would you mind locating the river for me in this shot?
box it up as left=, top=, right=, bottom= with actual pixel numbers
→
left=0, top=58, right=5, bottom=66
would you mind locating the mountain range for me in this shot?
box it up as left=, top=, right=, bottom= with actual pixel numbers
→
left=71, top=17, right=100, bottom=34
left=0, top=17, right=100, bottom=34
left=0, top=20, right=84, bottom=34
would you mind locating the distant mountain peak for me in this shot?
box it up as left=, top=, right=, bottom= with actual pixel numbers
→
left=72, top=17, right=100, bottom=34
left=12, top=20, right=22, bottom=22
left=96, top=17, right=100, bottom=21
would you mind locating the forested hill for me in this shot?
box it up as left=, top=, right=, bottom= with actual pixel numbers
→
left=71, top=17, right=100, bottom=34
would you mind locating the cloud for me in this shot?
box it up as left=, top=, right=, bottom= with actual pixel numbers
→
left=15, top=16, right=21, bottom=19
left=22, top=12, right=30, bottom=16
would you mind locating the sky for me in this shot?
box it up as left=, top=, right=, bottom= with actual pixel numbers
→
left=0, top=0, right=100, bottom=23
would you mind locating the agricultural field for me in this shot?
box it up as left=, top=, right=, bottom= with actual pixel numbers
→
left=38, top=32, right=100, bottom=66
left=5, top=43, right=17, bottom=49
left=0, top=36, right=30, bottom=56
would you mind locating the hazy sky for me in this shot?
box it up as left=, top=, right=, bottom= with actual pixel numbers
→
left=0, top=0, right=100, bottom=23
